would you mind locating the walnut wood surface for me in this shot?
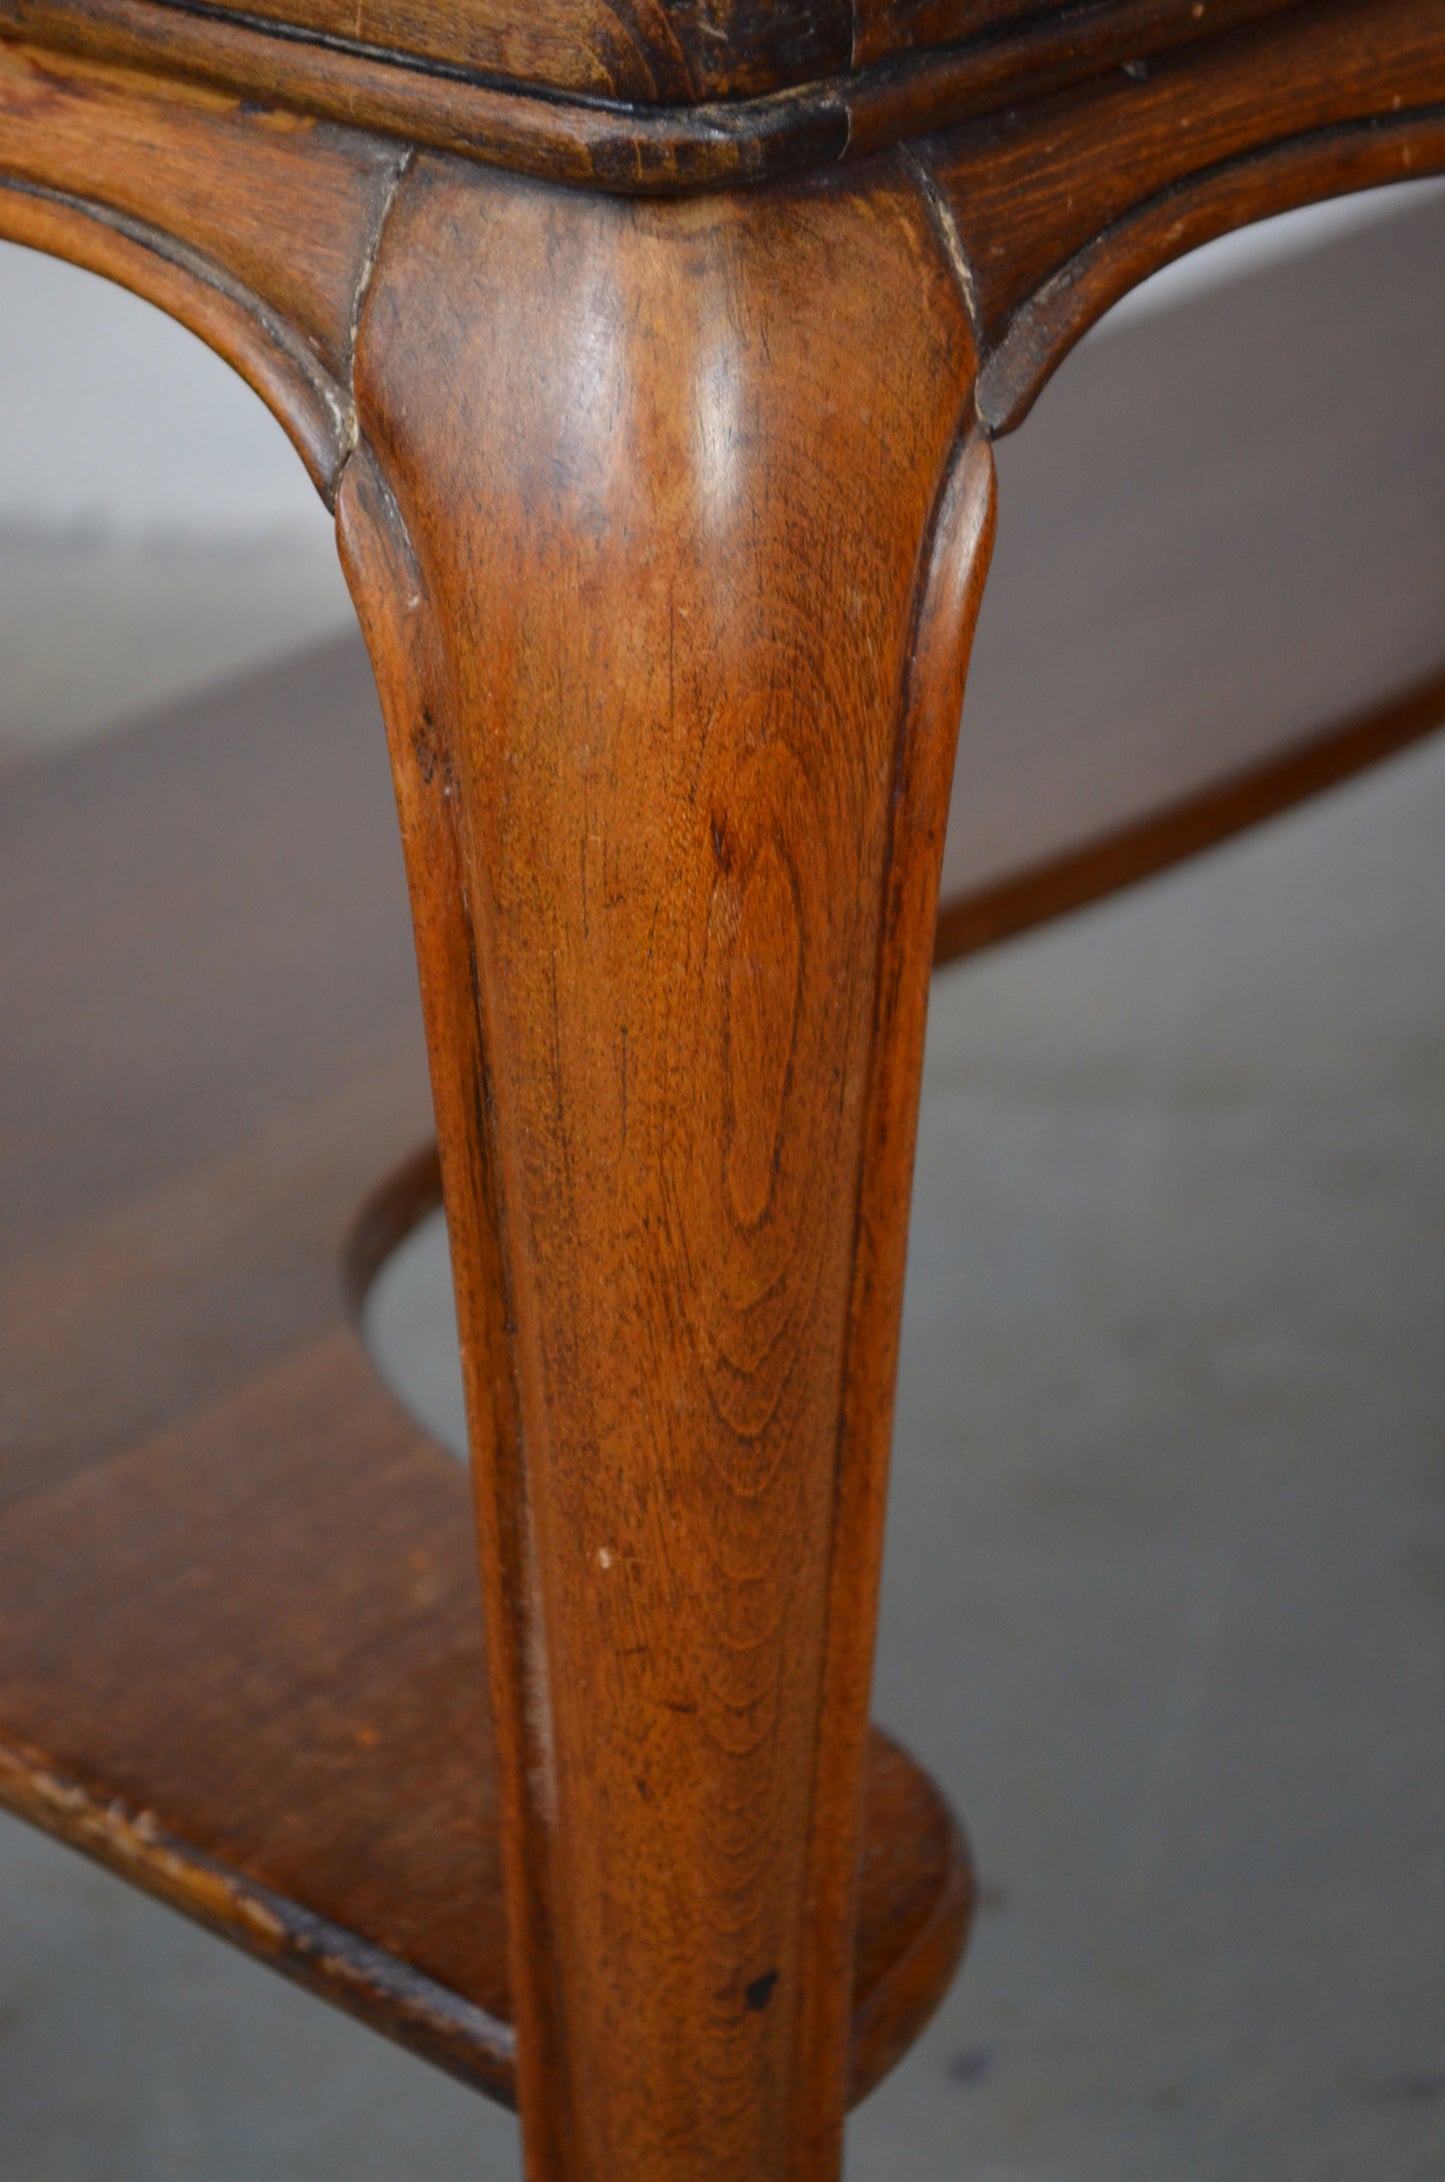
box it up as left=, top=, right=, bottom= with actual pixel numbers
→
left=156, top=0, right=859, bottom=100
left=936, top=190, right=1445, bottom=954
left=2, top=7, right=1443, bottom=2179
left=919, top=0, right=1445, bottom=426
left=0, top=0, right=1347, bottom=190
left=337, top=153, right=992, bottom=2182
left=937, top=668, right=1445, bottom=961
left=0, top=34, right=400, bottom=490
left=1, top=8, right=1440, bottom=399
left=0, top=643, right=971, bottom=2112
left=124, top=0, right=1283, bottom=107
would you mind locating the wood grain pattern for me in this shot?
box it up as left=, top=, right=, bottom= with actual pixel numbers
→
left=2, top=3, right=1437, bottom=236
left=144, top=0, right=1196, bottom=102
left=0, top=642, right=971, bottom=2114
left=917, top=0, right=1445, bottom=425
left=937, top=191, right=1445, bottom=951
left=153, top=0, right=855, bottom=102
left=2, top=4, right=1442, bottom=2175
left=0, top=36, right=401, bottom=488
left=0, top=0, right=1310, bottom=191
left=852, top=0, right=1295, bottom=75
left=0, top=38, right=395, bottom=378
left=937, top=667, right=1445, bottom=962
left=337, top=149, right=991, bottom=2182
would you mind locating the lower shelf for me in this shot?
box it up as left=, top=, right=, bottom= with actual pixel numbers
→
left=0, top=635, right=970, bottom=2111
left=0, top=1320, right=971, bottom=2107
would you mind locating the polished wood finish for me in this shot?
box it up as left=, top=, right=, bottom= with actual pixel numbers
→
left=920, top=0, right=1445, bottom=426
left=1, top=8, right=1439, bottom=422
left=339, top=154, right=992, bottom=2182
left=1, top=1, right=1442, bottom=2176
left=121, top=0, right=1288, bottom=107
left=0, top=644, right=971, bottom=2112
left=0, top=34, right=396, bottom=490
left=936, top=191, right=1445, bottom=956
left=937, top=666, right=1445, bottom=962
left=0, top=0, right=1366, bottom=190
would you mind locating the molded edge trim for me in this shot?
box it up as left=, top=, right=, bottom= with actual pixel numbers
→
left=0, top=174, right=354, bottom=494
left=0, top=1719, right=971, bottom=2111
left=0, top=1736, right=520, bottom=2101
left=934, top=665, right=1445, bottom=966
left=974, top=104, right=1445, bottom=433
left=0, top=0, right=1298, bottom=193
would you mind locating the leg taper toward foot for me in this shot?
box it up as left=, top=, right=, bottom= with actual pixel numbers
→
left=339, top=151, right=993, bottom=2182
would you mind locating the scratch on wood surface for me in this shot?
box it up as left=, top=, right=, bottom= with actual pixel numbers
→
left=348, top=140, right=413, bottom=382
left=900, top=142, right=981, bottom=350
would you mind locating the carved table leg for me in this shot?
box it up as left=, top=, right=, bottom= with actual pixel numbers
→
left=4, top=8, right=1445, bottom=2171
left=337, top=152, right=991, bottom=2182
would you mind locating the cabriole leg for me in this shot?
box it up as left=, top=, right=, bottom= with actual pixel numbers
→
left=337, top=151, right=994, bottom=2182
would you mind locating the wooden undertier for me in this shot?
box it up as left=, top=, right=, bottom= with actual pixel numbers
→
left=0, top=638, right=971, bottom=2107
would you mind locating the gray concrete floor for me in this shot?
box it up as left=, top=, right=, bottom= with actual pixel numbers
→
left=2, top=215, right=1443, bottom=2181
